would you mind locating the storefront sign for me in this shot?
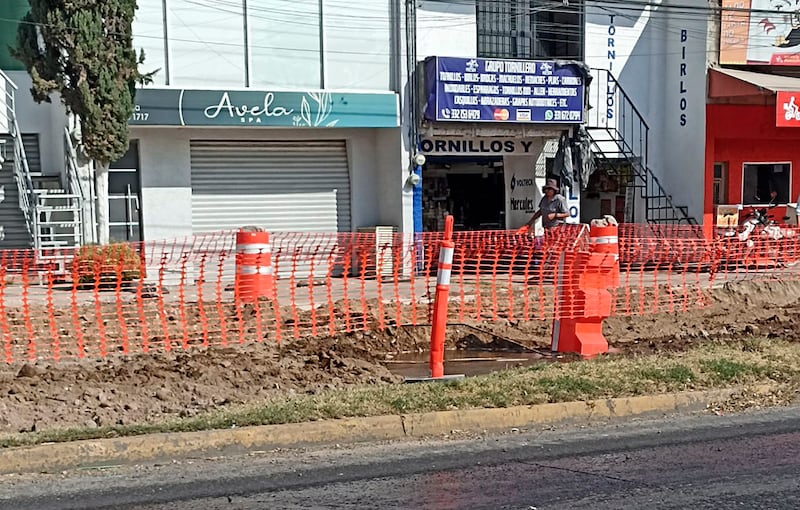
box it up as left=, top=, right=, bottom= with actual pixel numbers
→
left=505, top=170, right=540, bottom=232
left=606, top=15, right=617, bottom=122
left=721, top=0, right=800, bottom=65
left=777, top=91, right=800, bottom=127
left=678, top=29, right=689, bottom=127
left=420, top=137, right=543, bottom=156
left=129, top=88, right=399, bottom=128
left=423, top=56, right=585, bottom=124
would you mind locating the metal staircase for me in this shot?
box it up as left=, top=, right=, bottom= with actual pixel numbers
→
left=0, top=70, right=84, bottom=253
left=586, top=68, right=697, bottom=225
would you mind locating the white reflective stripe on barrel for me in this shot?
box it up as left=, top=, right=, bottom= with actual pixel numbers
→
left=236, top=243, right=272, bottom=254
left=437, top=247, right=454, bottom=286
left=589, top=236, right=618, bottom=244
left=438, top=246, right=454, bottom=265
left=238, top=265, right=275, bottom=275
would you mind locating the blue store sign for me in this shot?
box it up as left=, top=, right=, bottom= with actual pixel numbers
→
left=423, top=56, right=585, bottom=124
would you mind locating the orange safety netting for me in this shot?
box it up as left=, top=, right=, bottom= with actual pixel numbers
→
left=1, top=223, right=798, bottom=363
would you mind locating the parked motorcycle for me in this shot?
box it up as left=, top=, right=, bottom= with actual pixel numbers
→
left=719, top=196, right=797, bottom=269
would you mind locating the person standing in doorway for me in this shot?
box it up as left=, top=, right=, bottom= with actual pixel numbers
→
left=518, top=179, right=569, bottom=232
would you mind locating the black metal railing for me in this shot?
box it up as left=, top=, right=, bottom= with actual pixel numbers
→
left=586, top=68, right=696, bottom=225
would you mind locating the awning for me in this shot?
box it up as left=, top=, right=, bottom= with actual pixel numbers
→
left=709, top=67, right=800, bottom=103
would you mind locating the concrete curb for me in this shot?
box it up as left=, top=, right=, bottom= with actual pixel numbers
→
left=0, top=386, right=768, bottom=475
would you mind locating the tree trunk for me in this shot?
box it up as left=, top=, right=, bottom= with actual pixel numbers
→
left=78, top=161, right=95, bottom=244
left=95, top=161, right=110, bottom=245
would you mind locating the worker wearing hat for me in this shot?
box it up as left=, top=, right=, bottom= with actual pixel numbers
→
left=518, top=178, right=569, bottom=232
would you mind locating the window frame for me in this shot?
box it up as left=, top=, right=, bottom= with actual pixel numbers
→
left=713, top=161, right=728, bottom=205
left=741, top=161, right=792, bottom=206
left=475, top=0, right=583, bottom=60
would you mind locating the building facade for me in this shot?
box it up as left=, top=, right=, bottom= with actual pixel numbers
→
left=127, top=0, right=408, bottom=241
left=413, top=0, right=587, bottom=234
left=709, top=0, right=800, bottom=229
left=412, top=0, right=711, bottom=231
left=1, top=0, right=409, bottom=249
left=5, top=0, right=796, bottom=250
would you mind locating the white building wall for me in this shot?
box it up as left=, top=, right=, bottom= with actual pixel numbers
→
left=416, top=0, right=477, bottom=60
left=130, top=126, right=404, bottom=241
left=585, top=0, right=707, bottom=221
left=132, top=0, right=396, bottom=91
left=376, top=128, right=413, bottom=233
left=662, top=2, right=708, bottom=222
left=3, top=1, right=408, bottom=243
left=5, top=71, right=68, bottom=176
left=0, top=77, right=8, bottom=135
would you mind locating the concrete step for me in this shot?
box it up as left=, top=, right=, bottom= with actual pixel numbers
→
left=39, top=222, right=81, bottom=228
left=33, top=187, right=77, bottom=193
left=38, top=206, right=81, bottom=213
left=39, top=241, right=75, bottom=248
left=36, top=193, right=81, bottom=200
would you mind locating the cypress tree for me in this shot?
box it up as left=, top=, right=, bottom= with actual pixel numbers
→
left=12, top=0, right=153, bottom=245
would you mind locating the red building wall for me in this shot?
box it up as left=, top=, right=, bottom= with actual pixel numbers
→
left=705, top=103, right=800, bottom=229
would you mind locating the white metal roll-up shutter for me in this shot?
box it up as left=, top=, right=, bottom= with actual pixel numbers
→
left=190, top=140, right=351, bottom=233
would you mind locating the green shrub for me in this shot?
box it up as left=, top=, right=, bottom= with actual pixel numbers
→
left=75, top=243, right=143, bottom=284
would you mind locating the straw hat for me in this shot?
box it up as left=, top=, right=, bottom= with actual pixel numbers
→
left=542, top=179, right=559, bottom=192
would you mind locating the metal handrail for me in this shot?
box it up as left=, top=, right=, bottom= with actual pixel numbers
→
left=0, top=72, right=39, bottom=248
left=0, top=69, right=19, bottom=92
left=586, top=68, right=695, bottom=225
left=63, top=126, right=86, bottom=246
left=597, top=68, right=651, bottom=131
left=63, top=127, right=85, bottom=200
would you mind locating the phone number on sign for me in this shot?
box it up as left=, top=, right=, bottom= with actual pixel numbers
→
left=443, top=109, right=482, bottom=120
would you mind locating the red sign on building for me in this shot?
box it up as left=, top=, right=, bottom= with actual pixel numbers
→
left=777, top=91, right=800, bottom=127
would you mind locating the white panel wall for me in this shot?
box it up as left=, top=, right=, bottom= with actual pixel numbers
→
left=131, top=0, right=397, bottom=92
left=375, top=127, right=412, bottom=232
left=132, top=0, right=168, bottom=86
left=132, top=127, right=406, bottom=240
left=324, top=0, right=392, bottom=90
left=166, top=0, right=246, bottom=87
left=250, top=0, right=321, bottom=88
left=0, top=77, right=7, bottom=135
left=662, top=0, right=707, bottom=221
left=132, top=127, right=192, bottom=241
left=416, top=0, right=477, bottom=60
left=585, top=4, right=658, bottom=133
left=6, top=71, right=67, bottom=176
left=585, top=0, right=707, bottom=221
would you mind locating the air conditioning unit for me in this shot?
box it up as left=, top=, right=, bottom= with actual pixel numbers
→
left=353, top=226, right=398, bottom=278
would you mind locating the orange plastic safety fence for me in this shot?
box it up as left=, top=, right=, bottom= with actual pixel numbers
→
left=2, top=223, right=799, bottom=364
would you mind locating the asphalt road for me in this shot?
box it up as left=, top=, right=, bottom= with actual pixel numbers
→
left=2, top=406, right=800, bottom=509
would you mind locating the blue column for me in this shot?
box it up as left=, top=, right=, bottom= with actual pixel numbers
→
left=413, top=164, right=423, bottom=233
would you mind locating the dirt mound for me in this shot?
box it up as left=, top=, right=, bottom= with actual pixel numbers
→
left=604, top=280, right=800, bottom=354
left=1, top=280, right=799, bottom=436
left=0, top=334, right=402, bottom=434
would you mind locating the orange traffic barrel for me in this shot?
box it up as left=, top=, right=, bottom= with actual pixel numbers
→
left=235, top=229, right=275, bottom=303
left=589, top=223, right=619, bottom=259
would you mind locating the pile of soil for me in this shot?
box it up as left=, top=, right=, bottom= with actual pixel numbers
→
left=0, top=279, right=798, bottom=435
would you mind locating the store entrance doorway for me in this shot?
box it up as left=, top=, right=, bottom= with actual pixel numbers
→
left=422, top=157, right=505, bottom=232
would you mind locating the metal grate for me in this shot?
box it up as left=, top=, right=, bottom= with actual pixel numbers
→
left=476, top=0, right=583, bottom=60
